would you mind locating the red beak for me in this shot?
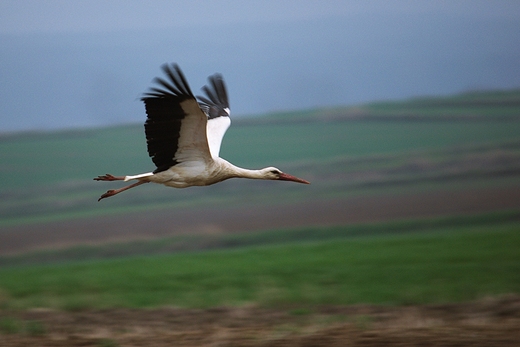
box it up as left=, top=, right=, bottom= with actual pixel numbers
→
left=278, top=172, right=310, bottom=184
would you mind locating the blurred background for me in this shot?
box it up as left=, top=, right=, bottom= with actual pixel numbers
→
left=0, top=0, right=519, bottom=317
left=1, top=0, right=519, bottom=132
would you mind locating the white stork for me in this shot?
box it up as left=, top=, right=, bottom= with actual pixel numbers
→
left=94, top=63, right=309, bottom=201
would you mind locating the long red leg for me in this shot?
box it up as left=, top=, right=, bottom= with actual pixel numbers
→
left=98, top=181, right=149, bottom=201
left=94, top=174, right=125, bottom=181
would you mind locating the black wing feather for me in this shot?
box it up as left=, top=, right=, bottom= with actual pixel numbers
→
left=141, top=63, right=198, bottom=173
left=161, top=63, right=191, bottom=95
left=197, top=73, right=230, bottom=119
left=152, top=76, right=181, bottom=95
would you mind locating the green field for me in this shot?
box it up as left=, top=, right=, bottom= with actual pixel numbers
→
left=0, top=90, right=519, bottom=312
left=2, top=117, right=518, bottom=190
left=1, top=89, right=520, bottom=226
left=0, top=216, right=518, bottom=310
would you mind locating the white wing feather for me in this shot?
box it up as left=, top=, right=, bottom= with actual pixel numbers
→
left=206, top=115, right=231, bottom=158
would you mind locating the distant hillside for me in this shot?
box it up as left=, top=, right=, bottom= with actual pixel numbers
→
left=239, top=88, right=520, bottom=125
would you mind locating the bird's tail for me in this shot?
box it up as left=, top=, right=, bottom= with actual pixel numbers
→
left=124, top=172, right=154, bottom=181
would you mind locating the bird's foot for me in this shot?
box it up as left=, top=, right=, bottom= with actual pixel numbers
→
left=96, top=181, right=148, bottom=202
left=98, top=190, right=117, bottom=201
left=94, top=174, right=125, bottom=181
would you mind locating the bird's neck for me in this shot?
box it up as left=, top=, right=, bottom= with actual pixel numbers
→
left=218, top=159, right=265, bottom=180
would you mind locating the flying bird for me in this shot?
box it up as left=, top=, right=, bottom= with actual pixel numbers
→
left=94, top=63, right=309, bottom=201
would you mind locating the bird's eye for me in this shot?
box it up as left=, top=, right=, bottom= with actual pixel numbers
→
left=270, top=170, right=280, bottom=174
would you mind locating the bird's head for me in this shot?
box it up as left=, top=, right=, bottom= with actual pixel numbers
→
left=261, top=167, right=310, bottom=184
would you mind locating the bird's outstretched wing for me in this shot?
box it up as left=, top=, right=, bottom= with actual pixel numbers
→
left=197, top=74, right=231, bottom=158
left=142, top=63, right=211, bottom=173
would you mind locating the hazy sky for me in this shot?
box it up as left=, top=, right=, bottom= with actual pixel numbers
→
left=1, top=1, right=519, bottom=132
left=2, top=1, right=516, bottom=34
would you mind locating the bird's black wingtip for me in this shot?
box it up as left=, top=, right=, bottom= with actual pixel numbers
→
left=141, top=62, right=194, bottom=100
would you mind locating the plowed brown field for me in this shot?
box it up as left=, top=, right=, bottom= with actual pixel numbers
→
left=1, top=295, right=519, bottom=346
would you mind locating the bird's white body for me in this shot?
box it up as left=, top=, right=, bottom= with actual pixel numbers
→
left=95, top=63, right=308, bottom=201
left=125, top=158, right=281, bottom=188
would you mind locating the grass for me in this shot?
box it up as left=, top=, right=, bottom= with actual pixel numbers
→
left=0, top=317, right=21, bottom=334
left=1, top=210, right=518, bottom=267
left=0, top=219, right=518, bottom=310
left=0, top=317, right=45, bottom=336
